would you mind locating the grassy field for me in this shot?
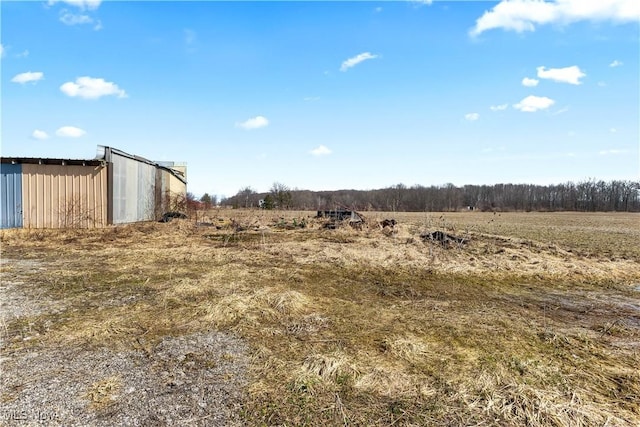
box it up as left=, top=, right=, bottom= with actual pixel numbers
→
left=1, top=210, right=639, bottom=426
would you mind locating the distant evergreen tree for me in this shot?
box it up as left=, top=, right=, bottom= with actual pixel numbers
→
left=262, top=194, right=275, bottom=210
left=200, top=193, right=212, bottom=208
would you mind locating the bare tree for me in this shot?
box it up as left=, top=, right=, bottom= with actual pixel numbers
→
left=271, top=182, right=292, bottom=209
left=219, top=180, right=640, bottom=212
left=235, top=186, right=258, bottom=208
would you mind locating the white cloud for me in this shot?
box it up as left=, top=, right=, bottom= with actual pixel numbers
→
left=52, top=0, right=102, bottom=29
left=490, top=103, right=509, bottom=111
left=597, top=81, right=607, bottom=87
left=11, top=71, right=44, bottom=84
left=60, top=76, right=127, bottom=99
left=16, top=50, right=29, bottom=58
left=60, top=12, right=93, bottom=25
left=311, top=145, right=332, bottom=156
left=340, top=52, right=379, bottom=72
left=609, top=127, right=617, bottom=133
left=609, top=59, right=623, bottom=67
left=374, top=7, right=383, bottom=13
left=553, top=106, right=570, bottom=115
left=31, top=130, right=50, bottom=140
left=513, top=95, right=555, bottom=112
left=470, top=0, right=640, bottom=36
left=522, top=77, right=539, bottom=87
left=58, top=11, right=102, bottom=30
left=465, top=113, right=480, bottom=121
left=236, top=116, right=269, bottom=130
left=56, top=126, right=86, bottom=138
left=599, top=149, right=627, bottom=155
left=0, top=43, right=5, bottom=58
left=48, top=0, right=101, bottom=10
left=537, top=65, right=586, bottom=85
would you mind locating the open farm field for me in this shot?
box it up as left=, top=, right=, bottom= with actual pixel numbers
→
left=1, top=211, right=639, bottom=426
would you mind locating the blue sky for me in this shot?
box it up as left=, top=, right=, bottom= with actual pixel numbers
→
left=2, top=0, right=638, bottom=198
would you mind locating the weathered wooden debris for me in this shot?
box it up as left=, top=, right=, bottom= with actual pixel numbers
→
left=380, top=219, right=397, bottom=228
left=420, top=231, right=468, bottom=246
left=318, top=209, right=366, bottom=231
left=159, top=212, right=188, bottom=222
left=317, top=210, right=363, bottom=222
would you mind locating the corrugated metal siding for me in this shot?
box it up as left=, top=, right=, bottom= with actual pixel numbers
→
left=0, top=163, right=23, bottom=228
left=155, top=168, right=168, bottom=216
left=21, top=164, right=107, bottom=228
left=111, top=152, right=157, bottom=224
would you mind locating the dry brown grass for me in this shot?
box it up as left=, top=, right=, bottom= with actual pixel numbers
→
left=85, top=376, right=122, bottom=410
left=1, top=210, right=639, bottom=425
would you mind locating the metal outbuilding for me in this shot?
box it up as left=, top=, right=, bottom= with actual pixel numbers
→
left=0, top=163, right=23, bottom=228
left=0, top=146, right=186, bottom=229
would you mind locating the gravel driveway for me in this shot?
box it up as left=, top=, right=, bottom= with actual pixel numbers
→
left=1, top=259, right=249, bottom=427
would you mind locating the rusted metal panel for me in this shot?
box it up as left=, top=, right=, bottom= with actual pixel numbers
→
left=0, top=163, right=23, bottom=229
left=21, top=164, right=107, bottom=228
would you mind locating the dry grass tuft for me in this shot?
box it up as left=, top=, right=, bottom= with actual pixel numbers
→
left=85, top=376, right=122, bottom=410
left=301, top=353, right=359, bottom=384
left=204, top=287, right=313, bottom=328
left=354, top=367, right=425, bottom=398
left=381, top=334, right=432, bottom=364
left=258, top=288, right=312, bottom=316
left=205, top=294, right=256, bottom=328
left=285, top=313, right=330, bottom=337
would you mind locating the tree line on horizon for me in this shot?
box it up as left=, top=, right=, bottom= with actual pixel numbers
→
left=217, top=179, right=640, bottom=212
